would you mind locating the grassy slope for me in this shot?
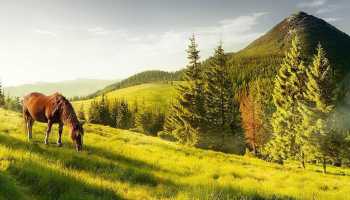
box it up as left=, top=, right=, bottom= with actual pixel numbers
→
left=73, top=82, right=179, bottom=115
left=1, top=109, right=350, bottom=200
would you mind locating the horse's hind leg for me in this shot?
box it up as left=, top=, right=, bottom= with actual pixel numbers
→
left=57, top=122, right=63, bottom=147
left=27, top=119, right=34, bottom=140
left=44, top=120, right=53, bottom=145
left=23, top=109, right=34, bottom=140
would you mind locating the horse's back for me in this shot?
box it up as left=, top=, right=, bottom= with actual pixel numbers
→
left=23, top=92, right=58, bottom=122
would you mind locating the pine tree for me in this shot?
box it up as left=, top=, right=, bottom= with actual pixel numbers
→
left=204, top=42, right=236, bottom=140
left=88, top=100, right=100, bottom=123
left=269, top=35, right=307, bottom=164
left=77, top=104, right=86, bottom=120
left=116, top=100, right=132, bottom=129
left=165, top=34, right=206, bottom=145
left=99, top=94, right=112, bottom=125
left=299, top=44, right=335, bottom=173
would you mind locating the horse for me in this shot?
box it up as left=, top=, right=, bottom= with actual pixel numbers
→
left=22, top=92, right=84, bottom=151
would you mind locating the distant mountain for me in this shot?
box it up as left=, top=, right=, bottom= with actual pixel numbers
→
left=84, top=70, right=183, bottom=99
left=5, top=79, right=117, bottom=98
left=227, top=11, right=350, bottom=81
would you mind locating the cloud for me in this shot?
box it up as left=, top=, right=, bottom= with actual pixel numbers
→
left=298, top=0, right=327, bottom=8
left=9, top=12, right=267, bottom=85
left=323, top=17, right=342, bottom=22
left=87, top=27, right=127, bottom=37
left=101, top=12, right=268, bottom=71
left=34, top=29, right=57, bottom=37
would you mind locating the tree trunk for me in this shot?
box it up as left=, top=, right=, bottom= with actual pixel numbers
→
left=252, top=143, right=257, bottom=156
left=323, top=157, right=327, bottom=174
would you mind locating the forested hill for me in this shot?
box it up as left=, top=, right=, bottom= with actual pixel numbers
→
left=225, top=11, right=350, bottom=83
left=81, top=70, right=183, bottom=100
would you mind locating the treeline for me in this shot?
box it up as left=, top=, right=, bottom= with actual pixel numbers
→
left=82, top=95, right=165, bottom=136
left=164, top=37, right=244, bottom=153
left=161, top=34, right=350, bottom=173
left=73, top=70, right=183, bottom=101
left=0, top=82, right=22, bottom=112
left=265, top=36, right=350, bottom=173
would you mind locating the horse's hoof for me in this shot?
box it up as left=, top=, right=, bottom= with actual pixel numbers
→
left=57, top=143, right=62, bottom=147
left=44, top=141, right=49, bottom=145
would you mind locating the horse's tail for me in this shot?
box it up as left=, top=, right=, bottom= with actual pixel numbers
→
left=22, top=103, right=29, bottom=134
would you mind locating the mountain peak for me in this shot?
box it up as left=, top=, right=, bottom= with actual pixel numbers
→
left=234, top=11, right=350, bottom=76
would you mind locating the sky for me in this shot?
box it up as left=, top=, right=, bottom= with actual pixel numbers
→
left=1, top=0, right=349, bottom=86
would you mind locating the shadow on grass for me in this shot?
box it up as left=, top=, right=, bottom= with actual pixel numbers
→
left=86, top=144, right=189, bottom=177
left=0, top=172, right=27, bottom=200
left=0, top=134, right=298, bottom=200
left=0, top=134, right=178, bottom=189
left=6, top=160, right=123, bottom=200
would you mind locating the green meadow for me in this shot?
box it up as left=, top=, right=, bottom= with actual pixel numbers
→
left=73, top=82, right=179, bottom=115
left=0, top=108, right=350, bottom=200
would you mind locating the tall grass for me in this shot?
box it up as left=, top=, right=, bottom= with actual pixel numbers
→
left=0, top=109, right=350, bottom=199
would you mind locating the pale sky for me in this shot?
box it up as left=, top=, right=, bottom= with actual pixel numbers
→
left=1, top=0, right=349, bottom=86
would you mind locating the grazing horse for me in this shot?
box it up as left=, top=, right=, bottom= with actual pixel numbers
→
left=22, top=92, right=84, bottom=151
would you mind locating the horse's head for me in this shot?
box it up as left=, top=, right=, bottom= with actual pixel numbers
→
left=72, top=121, right=85, bottom=151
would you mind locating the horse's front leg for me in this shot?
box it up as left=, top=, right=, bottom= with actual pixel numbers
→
left=57, top=123, right=63, bottom=147
left=45, top=120, right=53, bottom=145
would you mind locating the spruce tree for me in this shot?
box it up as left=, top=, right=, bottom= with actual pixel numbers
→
left=269, top=35, right=307, bottom=164
left=77, top=104, right=86, bottom=120
left=205, top=42, right=234, bottom=129
left=299, top=44, right=335, bottom=173
left=204, top=42, right=236, bottom=136
left=165, top=34, right=206, bottom=145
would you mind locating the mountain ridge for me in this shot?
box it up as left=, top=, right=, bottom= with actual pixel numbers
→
left=5, top=79, right=117, bottom=98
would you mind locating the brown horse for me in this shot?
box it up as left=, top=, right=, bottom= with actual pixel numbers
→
left=22, top=92, right=84, bottom=151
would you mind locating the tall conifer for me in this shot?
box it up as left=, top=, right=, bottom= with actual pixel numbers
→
left=269, top=35, right=307, bottom=163
left=203, top=42, right=238, bottom=146
left=165, top=34, right=205, bottom=145
left=299, top=44, right=335, bottom=173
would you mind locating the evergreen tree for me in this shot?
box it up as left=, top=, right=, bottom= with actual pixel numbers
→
left=77, top=104, right=86, bottom=120
left=269, top=35, right=307, bottom=164
left=110, top=99, right=121, bottom=127
left=165, top=34, right=206, bottom=145
left=204, top=42, right=236, bottom=139
left=99, top=94, right=112, bottom=125
left=136, top=106, right=165, bottom=136
left=88, top=100, right=100, bottom=123
left=116, top=100, right=132, bottom=129
left=299, top=44, right=335, bottom=173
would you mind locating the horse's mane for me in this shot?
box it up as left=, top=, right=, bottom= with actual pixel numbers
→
left=52, top=93, right=81, bottom=133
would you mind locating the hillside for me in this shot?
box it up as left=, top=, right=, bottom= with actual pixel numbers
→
left=4, top=79, right=117, bottom=98
left=73, top=82, right=180, bottom=116
left=226, top=12, right=350, bottom=82
left=0, top=108, right=350, bottom=199
left=84, top=70, right=183, bottom=100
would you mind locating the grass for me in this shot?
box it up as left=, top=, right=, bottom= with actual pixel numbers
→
left=1, top=108, right=350, bottom=199
left=73, top=82, right=180, bottom=115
